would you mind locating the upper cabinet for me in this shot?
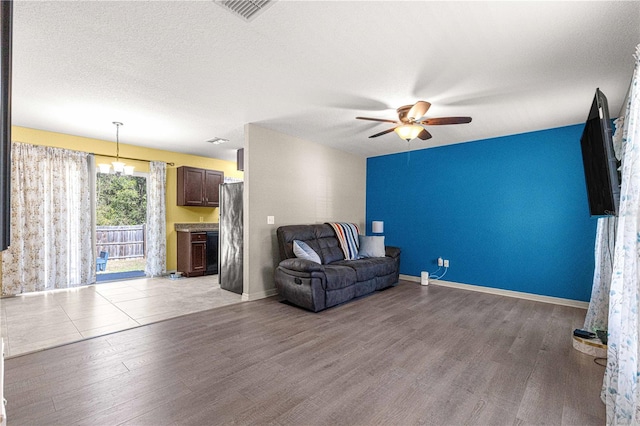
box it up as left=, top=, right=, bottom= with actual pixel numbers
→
left=177, top=166, right=224, bottom=207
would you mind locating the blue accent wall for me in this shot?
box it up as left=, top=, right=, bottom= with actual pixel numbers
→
left=366, top=124, right=597, bottom=302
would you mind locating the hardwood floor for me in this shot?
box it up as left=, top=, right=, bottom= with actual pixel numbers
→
left=4, top=281, right=605, bottom=425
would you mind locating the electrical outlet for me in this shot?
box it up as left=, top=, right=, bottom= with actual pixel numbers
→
left=437, top=257, right=443, bottom=267
left=444, top=259, right=450, bottom=268
left=267, top=216, right=275, bottom=225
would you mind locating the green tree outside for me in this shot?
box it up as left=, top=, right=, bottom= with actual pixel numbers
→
left=96, top=174, right=147, bottom=226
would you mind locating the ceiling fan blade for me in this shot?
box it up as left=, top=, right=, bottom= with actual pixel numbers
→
left=408, top=101, right=431, bottom=120
left=356, top=116, right=398, bottom=124
left=419, top=117, right=472, bottom=125
left=368, top=127, right=397, bottom=138
left=417, top=129, right=432, bottom=140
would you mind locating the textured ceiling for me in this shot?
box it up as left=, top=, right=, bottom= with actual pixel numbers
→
left=12, top=1, right=640, bottom=162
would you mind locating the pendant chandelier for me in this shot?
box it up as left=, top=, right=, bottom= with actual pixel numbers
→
left=97, top=122, right=135, bottom=175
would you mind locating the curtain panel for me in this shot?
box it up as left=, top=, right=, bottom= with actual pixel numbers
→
left=1, top=143, right=94, bottom=295
left=145, top=161, right=166, bottom=277
left=603, top=44, right=640, bottom=425
left=583, top=216, right=616, bottom=332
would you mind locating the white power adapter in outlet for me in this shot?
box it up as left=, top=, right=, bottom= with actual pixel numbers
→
left=444, top=259, right=450, bottom=268
left=437, top=257, right=443, bottom=267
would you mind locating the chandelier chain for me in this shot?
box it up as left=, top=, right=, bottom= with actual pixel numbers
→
left=113, top=121, right=123, bottom=162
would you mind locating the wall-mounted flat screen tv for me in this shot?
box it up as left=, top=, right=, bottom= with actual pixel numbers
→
left=580, top=88, right=620, bottom=217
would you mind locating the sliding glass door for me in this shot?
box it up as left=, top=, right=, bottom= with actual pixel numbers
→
left=95, top=172, right=148, bottom=282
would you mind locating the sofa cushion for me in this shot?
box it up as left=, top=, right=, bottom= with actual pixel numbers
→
left=316, top=235, right=344, bottom=264
left=293, top=240, right=321, bottom=264
left=323, top=265, right=358, bottom=290
left=358, top=235, right=385, bottom=258
left=277, top=225, right=321, bottom=261
left=277, top=224, right=343, bottom=264
left=333, top=257, right=397, bottom=282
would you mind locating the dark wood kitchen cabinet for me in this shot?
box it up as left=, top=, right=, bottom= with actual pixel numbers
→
left=177, top=166, right=224, bottom=207
left=177, top=231, right=207, bottom=277
left=176, top=230, right=219, bottom=277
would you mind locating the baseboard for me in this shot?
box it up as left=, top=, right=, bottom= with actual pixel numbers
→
left=399, top=274, right=589, bottom=309
left=242, top=287, right=279, bottom=302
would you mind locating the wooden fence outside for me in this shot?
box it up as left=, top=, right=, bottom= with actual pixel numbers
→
left=96, top=225, right=146, bottom=260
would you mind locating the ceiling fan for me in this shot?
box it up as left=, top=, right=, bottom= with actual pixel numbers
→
left=356, top=101, right=472, bottom=142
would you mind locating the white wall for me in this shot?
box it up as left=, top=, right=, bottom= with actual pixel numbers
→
left=243, top=124, right=366, bottom=300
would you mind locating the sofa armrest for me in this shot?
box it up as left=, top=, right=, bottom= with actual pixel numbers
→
left=279, top=258, right=325, bottom=273
left=385, top=246, right=401, bottom=259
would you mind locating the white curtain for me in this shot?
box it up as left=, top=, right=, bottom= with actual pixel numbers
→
left=602, top=44, right=640, bottom=424
left=145, top=161, right=166, bottom=277
left=1, top=143, right=93, bottom=295
left=583, top=216, right=616, bottom=332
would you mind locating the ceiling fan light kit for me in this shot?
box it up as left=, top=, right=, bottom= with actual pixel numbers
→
left=394, top=124, right=423, bottom=141
left=356, top=100, right=472, bottom=143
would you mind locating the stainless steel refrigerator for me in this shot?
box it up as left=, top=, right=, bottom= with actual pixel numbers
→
left=218, top=182, right=243, bottom=294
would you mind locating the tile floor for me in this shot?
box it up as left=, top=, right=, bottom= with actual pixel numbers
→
left=0, top=275, right=243, bottom=357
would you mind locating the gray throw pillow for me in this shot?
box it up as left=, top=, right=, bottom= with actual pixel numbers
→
left=293, top=240, right=321, bottom=264
left=358, top=235, right=386, bottom=258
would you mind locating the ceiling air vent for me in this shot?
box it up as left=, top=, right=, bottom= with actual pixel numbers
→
left=214, top=0, right=275, bottom=22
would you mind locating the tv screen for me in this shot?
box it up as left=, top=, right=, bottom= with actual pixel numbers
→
left=580, top=88, right=620, bottom=217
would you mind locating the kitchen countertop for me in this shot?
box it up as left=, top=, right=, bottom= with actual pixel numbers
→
left=174, top=223, right=219, bottom=232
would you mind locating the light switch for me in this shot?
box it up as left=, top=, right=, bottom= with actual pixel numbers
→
left=267, top=216, right=275, bottom=225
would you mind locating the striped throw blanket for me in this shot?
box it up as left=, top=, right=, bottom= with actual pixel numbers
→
left=328, top=222, right=360, bottom=260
